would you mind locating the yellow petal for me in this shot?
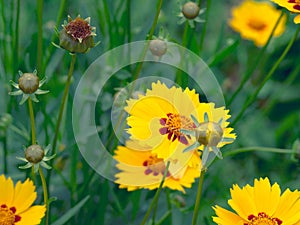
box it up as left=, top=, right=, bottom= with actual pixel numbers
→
left=18, top=205, right=46, bottom=225
left=13, top=179, right=37, bottom=214
left=0, top=174, right=14, bottom=206
left=213, top=205, right=244, bottom=225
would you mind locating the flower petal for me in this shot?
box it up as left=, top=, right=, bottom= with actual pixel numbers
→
left=0, top=175, right=14, bottom=206
left=18, top=205, right=46, bottom=225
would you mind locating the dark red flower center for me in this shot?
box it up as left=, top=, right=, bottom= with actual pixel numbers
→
left=159, top=113, right=196, bottom=145
left=288, top=0, right=300, bottom=11
left=142, top=155, right=170, bottom=177
left=244, top=212, right=282, bottom=225
left=65, top=18, right=92, bottom=42
left=0, top=204, right=21, bottom=225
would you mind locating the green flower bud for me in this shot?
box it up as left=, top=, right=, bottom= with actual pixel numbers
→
left=195, top=122, right=223, bottom=147
left=25, top=144, right=45, bottom=164
left=149, top=39, right=167, bottom=57
left=59, top=15, right=96, bottom=53
left=182, top=2, right=200, bottom=20
left=18, top=73, right=39, bottom=94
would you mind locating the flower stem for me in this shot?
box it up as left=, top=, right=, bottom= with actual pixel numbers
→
left=140, top=161, right=170, bottom=225
left=37, top=0, right=44, bottom=74
left=39, top=167, right=49, bottom=225
left=28, top=98, right=36, bottom=144
left=52, top=54, right=77, bottom=156
left=227, top=11, right=285, bottom=106
left=223, top=146, right=293, bottom=157
left=191, top=171, right=205, bottom=225
left=232, top=25, right=300, bottom=126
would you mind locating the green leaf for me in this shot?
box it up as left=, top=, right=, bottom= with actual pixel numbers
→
left=52, top=196, right=90, bottom=225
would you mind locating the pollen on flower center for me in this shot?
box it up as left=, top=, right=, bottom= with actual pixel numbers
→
left=159, top=113, right=196, bottom=144
left=65, top=18, right=92, bottom=41
left=247, top=19, right=266, bottom=31
left=0, top=204, right=21, bottom=225
left=143, top=155, right=170, bottom=176
left=245, top=212, right=282, bottom=225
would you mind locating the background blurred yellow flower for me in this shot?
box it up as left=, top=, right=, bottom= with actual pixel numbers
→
left=0, top=174, right=46, bottom=225
left=113, top=141, right=201, bottom=193
left=229, top=0, right=286, bottom=46
left=271, top=0, right=300, bottom=23
left=213, top=177, right=300, bottom=225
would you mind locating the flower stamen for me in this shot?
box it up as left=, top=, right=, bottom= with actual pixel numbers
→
left=245, top=212, right=282, bottom=225
left=159, top=113, right=196, bottom=144
left=0, top=204, right=21, bottom=225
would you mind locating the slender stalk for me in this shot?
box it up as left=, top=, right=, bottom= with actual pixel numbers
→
left=224, top=146, right=293, bottom=157
left=12, top=0, right=20, bottom=80
left=39, top=167, right=49, bottom=225
left=227, top=11, right=285, bottom=106
left=2, top=136, right=7, bottom=173
left=232, top=25, right=300, bottom=126
left=37, top=0, right=44, bottom=74
left=0, top=0, right=8, bottom=73
left=43, top=0, right=67, bottom=74
left=191, top=171, right=205, bottom=225
left=140, top=161, right=170, bottom=225
left=52, top=54, right=77, bottom=156
left=105, top=0, right=163, bottom=149
left=198, top=0, right=210, bottom=53
left=28, top=98, right=36, bottom=144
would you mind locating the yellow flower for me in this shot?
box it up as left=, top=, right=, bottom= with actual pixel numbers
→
left=125, top=81, right=202, bottom=159
left=0, top=174, right=46, bottom=225
left=213, top=177, right=300, bottom=225
left=271, top=0, right=300, bottom=24
left=113, top=141, right=201, bottom=193
left=229, top=0, right=286, bottom=46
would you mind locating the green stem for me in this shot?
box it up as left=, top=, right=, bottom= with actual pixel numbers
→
left=37, top=0, right=44, bottom=74
left=140, top=161, right=170, bottom=225
left=43, top=0, right=67, bottom=74
left=105, top=0, right=163, bottom=150
left=227, top=11, right=285, bottom=106
left=28, top=98, right=36, bottom=144
left=132, top=0, right=163, bottom=81
left=52, top=54, right=76, bottom=156
left=232, top=25, right=300, bottom=126
left=39, top=167, right=49, bottom=225
left=198, top=0, right=210, bottom=53
left=224, top=146, right=293, bottom=157
left=12, top=0, right=20, bottom=80
left=191, top=171, right=205, bottom=225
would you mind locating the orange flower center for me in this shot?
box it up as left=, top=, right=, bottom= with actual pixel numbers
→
left=143, top=155, right=170, bottom=177
left=0, top=205, right=21, bottom=225
left=65, top=18, right=92, bottom=41
left=288, top=0, right=300, bottom=11
left=247, top=19, right=266, bottom=31
left=245, top=212, right=282, bottom=225
left=159, top=113, right=196, bottom=144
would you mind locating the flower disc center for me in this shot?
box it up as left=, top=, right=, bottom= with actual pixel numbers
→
left=159, top=113, right=196, bottom=144
left=143, top=155, right=169, bottom=176
left=245, top=212, right=282, bottom=225
left=0, top=205, right=21, bottom=225
left=248, top=19, right=266, bottom=31
left=65, top=18, right=91, bottom=41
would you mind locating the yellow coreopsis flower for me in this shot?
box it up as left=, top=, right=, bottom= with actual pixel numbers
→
left=213, top=177, right=300, bottom=225
left=0, top=174, right=46, bottom=225
left=113, top=141, right=201, bottom=193
left=271, top=0, right=300, bottom=24
left=229, top=0, right=286, bottom=46
left=125, top=81, right=202, bottom=159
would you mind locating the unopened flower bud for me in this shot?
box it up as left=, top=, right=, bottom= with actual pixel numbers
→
left=149, top=39, right=167, bottom=57
left=25, top=144, right=44, bottom=164
left=59, top=15, right=96, bottom=53
left=18, top=73, right=39, bottom=94
left=195, top=122, right=223, bottom=147
left=182, top=2, right=200, bottom=20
